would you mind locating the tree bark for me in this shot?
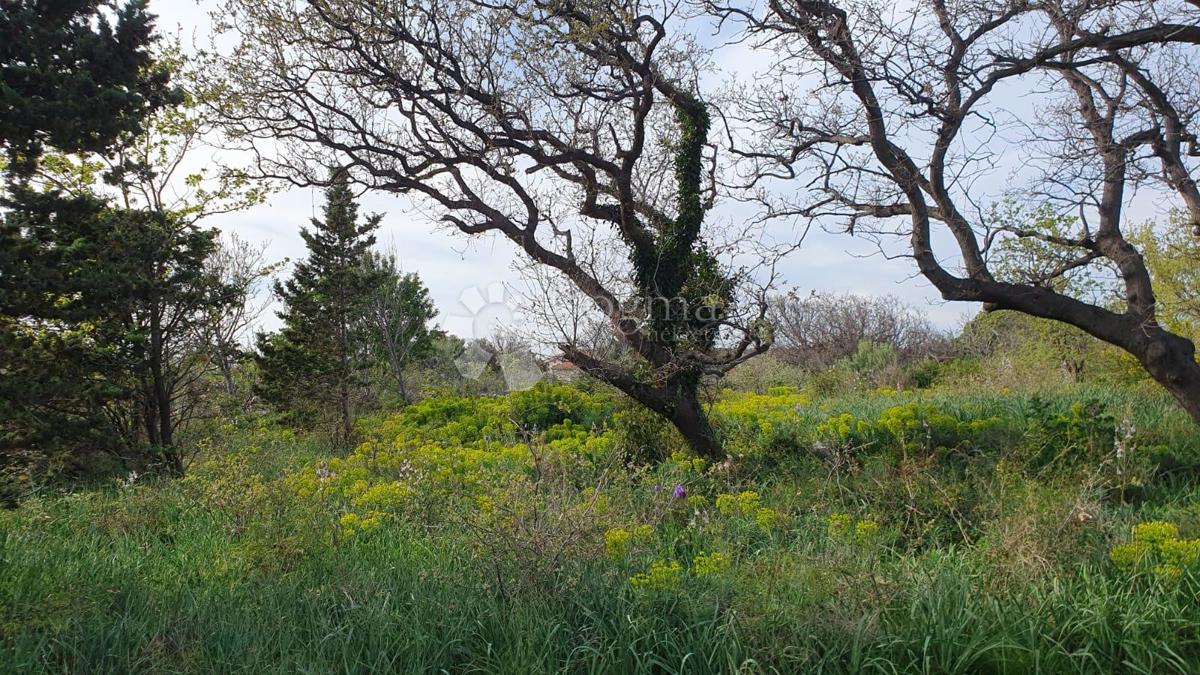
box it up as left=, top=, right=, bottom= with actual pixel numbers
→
left=339, top=382, right=353, bottom=450
left=149, top=301, right=181, bottom=476
left=670, top=388, right=723, bottom=460
left=561, top=346, right=725, bottom=459
left=1138, top=331, right=1200, bottom=425
left=220, top=357, right=236, bottom=396
left=395, top=369, right=408, bottom=404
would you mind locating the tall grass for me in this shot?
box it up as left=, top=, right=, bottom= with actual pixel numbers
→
left=3, top=385, right=1200, bottom=673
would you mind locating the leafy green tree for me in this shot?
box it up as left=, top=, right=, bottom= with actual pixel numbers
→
left=980, top=205, right=1118, bottom=383
left=67, top=208, right=223, bottom=474
left=989, top=203, right=1119, bottom=306
left=962, top=203, right=1130, bottom=384
left=1, top=44, right=265, bottom=483
left=363, top=252, right=439, bottom=404
left=255, top=173, right=385, bottom=447
left=31, top=42, right=268, bottom=220
left=1, top=194, right=125, bottom=486
left=30, top=46, right=276, bottom=434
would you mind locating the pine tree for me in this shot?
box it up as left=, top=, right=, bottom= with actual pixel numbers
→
left=255, top=172, right=385, bottom=447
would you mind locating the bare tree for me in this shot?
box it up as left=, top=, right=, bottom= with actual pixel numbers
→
left=713, top=0, right=1200, bottom=422
left=771, top=292, right=950, bottom=370
left=197, top=233, right=277, bottom=399
left=515, top=264, right=631, bottom=371
left=210, top=0, right=781, bottom=457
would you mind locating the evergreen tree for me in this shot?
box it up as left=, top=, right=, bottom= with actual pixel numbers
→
left=1, top=196, right=226, bottom=478
left=1, top=1, right=179, bottom=494
left=255, top=173, right=385, bottom=447
left=0, top=0, right=175, bottom=175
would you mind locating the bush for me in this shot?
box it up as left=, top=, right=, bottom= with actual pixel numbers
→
left=723, top=353, right=806, bottom=392
left=508, top=381, right=612, bottom=432
left=712, top=387, right=813, bottom=459
left=608, top=403, right=687, bottom=465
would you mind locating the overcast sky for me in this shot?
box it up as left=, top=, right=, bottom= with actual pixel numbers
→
left=146, top=0, right=1051, bottom=341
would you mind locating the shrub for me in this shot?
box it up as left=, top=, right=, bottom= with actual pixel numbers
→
left=1111, top=520, right=1200, bottom=581
left=1024, top=396, right=1117, bottom=472
left=629, top=559, right=682, bottom=591
left=609, top=402, right=687, bottom=465
left=712, top=387, right=812, bottom=458
left=508, top=381, right=611, bottom=432
left=815, top=411, right=882, bottom=451
left=691, top=551, right=731, bottom=577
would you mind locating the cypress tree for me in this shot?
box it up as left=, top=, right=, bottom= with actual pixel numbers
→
left=0, top=0, right=176, bottom=175
left=255, top=172, right=386, bottom=447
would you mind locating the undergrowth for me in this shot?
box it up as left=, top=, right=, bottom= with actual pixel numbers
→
left=4, top=383, right=1200, bottom=673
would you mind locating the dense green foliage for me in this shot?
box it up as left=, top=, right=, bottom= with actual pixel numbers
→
left=6, top=381, right=1200, bottom=673
left=362, top=250, right=439, bottom=404
left=0, top=7, right=228, bottom=488
left=0, top=0, right=174, bottom=174
left=0, top=198, right=224, bottom=478
left=254, top=172, right=386, bottom=446
left=1130, top=212, right=1200, bottom=345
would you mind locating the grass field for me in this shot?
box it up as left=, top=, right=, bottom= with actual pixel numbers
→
left=5, top=383, right=1200, bottom=673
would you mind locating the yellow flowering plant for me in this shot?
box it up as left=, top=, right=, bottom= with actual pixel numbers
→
left=340, top=510, right=385, bottom=536
left=816, top=412, right=880, bottom=449
left=629, top=560, right=682, bottom=591
left=289, top=386, right=629, bottom=536
left=714, top=490, right=788, bottom=532
left=712, top=388, right=810, bottom=456
left=1111, top=520, right=1200, bottom=581
left=828, top=513, right=881, bottom=545
left=827, top=513, right=852, bottom=537
left=692, top=551, right=731, bottom=577
left=604, top=524, right=655, bottom=560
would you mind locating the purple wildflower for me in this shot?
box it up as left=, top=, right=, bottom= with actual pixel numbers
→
left=673, top=484, right=686, bottom=500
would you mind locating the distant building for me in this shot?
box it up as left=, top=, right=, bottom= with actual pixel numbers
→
left=546, top=358, right=582, bottom=381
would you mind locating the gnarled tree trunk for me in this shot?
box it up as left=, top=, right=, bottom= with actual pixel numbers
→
left=1137, top=330, right=1200, bottom=425
left=728, top=0, right=1200, bottom=426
